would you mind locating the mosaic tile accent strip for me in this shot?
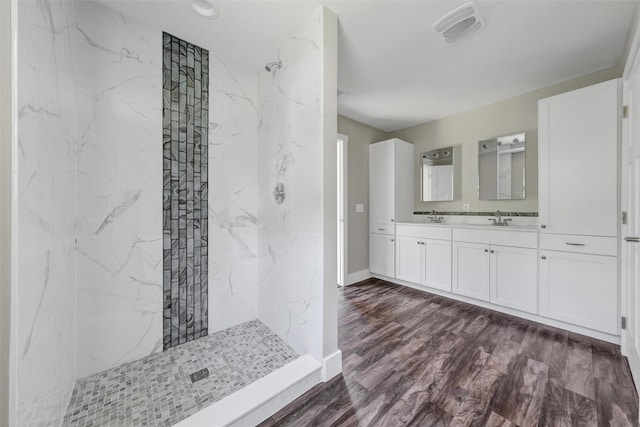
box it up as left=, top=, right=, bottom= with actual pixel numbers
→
left=163, top=32, right=209, bottom=349
left=415, top=211, right=538, bottom=217
left=62, top=320, right=298, bottom=427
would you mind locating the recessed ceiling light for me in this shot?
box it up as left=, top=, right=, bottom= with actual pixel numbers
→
left=433, top=2, right=485, bottom=45
left=190, top=0, right=219, bottom=20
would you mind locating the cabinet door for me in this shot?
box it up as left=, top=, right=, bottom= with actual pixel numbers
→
left=490, top=245, right=538, bottom=314
left=423, top=239, right=452, bottom=292
left=369, top=233, right=395, bottom=277
left=395, top=236, right=422, bottom=284
left=453, top=242, right=490, bottom=301
left=369, top=140, right=395, bottom=224
left=540, top=250, right=617, bottom=334
left=538, top=79, right=618, bottom=236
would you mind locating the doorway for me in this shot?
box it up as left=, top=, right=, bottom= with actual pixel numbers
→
left=337, top=133, right=348, bottom=286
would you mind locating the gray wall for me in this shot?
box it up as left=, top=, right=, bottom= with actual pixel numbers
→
left=337, top=115, right=389, bottom=275
left=0, top=0, right=12, bottom=423
left=394, top=66, right=622, bottom=213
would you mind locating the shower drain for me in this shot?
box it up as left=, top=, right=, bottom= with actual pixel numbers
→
left=189, top=368, right=210, bottom=383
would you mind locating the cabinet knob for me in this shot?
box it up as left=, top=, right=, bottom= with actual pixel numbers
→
left=484, top=249, right=489, bottom=253
left=391, top=219, right=394, bottom=222
left=541, top=255, right=547, bottom=260
left=417, top=241, right=421, bottom=245
left=490, top=250, right=494, bottom=253
left=391, top=238, right=394, bottom=242
left=541, top=224, right=546, bottom=229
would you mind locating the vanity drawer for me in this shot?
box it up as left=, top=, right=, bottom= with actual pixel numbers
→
left=395, top=224, right=451, bottom=240
left=453, top=228, right=537, bottom=248
left=540, top=234, right=617, bottom=256
left=370, top=223, right=395, bottom=235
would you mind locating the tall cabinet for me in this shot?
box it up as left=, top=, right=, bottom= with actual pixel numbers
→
left=369, top=138, right=414, bottom=277
left=538, top=79, right=620, bottom=335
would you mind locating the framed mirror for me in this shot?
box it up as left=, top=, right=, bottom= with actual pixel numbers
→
left=478, top=132, right=526, bottom=200
left=421, top=146, right=455, bottom=201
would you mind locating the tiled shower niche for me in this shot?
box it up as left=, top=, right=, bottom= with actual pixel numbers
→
left=162, top=32, right=209, bottom=349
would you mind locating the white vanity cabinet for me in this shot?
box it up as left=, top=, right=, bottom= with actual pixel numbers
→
left=538, top=79, right=619, bottom=236
left=539, top=249, right=617, bottom=334
left=490, top=245, right=538, bottom=314
left=369, top=138, right=414, bottom=227
left=369, top=232, right=396, bottom=277
left=452, top=241, right=491, bottom=301
left=395, top=225, right=452, bottom=292
left=368, top=138, right=414, bottom=278
left=452, top=228, right=538, bottom=314
left=538, top=79, right=620, bottom=334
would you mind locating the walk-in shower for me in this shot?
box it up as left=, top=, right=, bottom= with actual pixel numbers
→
left=13, top=0, right=337, bottom=425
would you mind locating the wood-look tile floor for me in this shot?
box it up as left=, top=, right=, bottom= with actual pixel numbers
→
left=259, top=279, right=639, bottom=427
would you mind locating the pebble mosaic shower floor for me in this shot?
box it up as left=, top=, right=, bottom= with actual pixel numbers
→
left=62, top=320, right=298, bottom=427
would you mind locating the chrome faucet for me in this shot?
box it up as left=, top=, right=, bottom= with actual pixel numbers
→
left=489, top=210, right=512, bottom=226
left=429, top=210, right=444, bottom=224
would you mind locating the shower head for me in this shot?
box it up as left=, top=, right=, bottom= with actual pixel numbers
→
left=265, top=61, right=282, bottom=72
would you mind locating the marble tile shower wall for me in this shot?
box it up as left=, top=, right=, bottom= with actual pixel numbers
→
left=74, top=1, right=164, bottom=379
left=74, top=1, right=258, bottom=377
left=207, top=53, right=259, bottom=334
left=257, top=9, right=324, bottom=361
left=17, top=1, right=78, bottom=426
left=17, top=0, right=260, bottom=420
left=162, top=32, right=209, bottom=348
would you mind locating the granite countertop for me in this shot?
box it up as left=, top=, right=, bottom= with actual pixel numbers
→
left=395, top=221, right=539, bottom=232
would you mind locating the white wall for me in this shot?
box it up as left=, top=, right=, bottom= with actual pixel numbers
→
left=16, top=0, right=77, bottom=425
left=73, top=0, right=259, bottom=378
left=1, top=0, right=14, bottom=424
left=208, top=56, right=259, bottom=333
left=74, top=0, right=164, bottom=378
left=257, top=6, right=338, bottom=366
left=320, top=7, right=339, bottom=374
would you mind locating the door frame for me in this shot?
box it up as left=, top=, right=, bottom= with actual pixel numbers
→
left=337, top=133, right=348, bottom=286
left=621, top=21, right=640, bottom=391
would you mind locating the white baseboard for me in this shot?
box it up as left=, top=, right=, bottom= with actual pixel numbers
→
left=174, top=355, right=321, bottom=427
left=345, top=269, right=371, bottom=286
left=321, top=350, right=342, bottom=381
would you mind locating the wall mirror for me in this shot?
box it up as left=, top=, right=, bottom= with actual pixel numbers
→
left=420, top=146, right=455, bottom=201
left=478, top=132, right=526, bottom=200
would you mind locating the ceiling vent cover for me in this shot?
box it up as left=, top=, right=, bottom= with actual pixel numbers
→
left=433, top=2, right=485, bottom=45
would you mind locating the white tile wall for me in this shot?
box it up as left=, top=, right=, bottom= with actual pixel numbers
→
left=17, top=0, right=77, bottom=425
left=208, top=56, right=259, bottom=333
left=74, top=0, right=164, bottom=378
left=257, top=9, right=325, bottom=361
left=73, top=1, right=260, bottom=378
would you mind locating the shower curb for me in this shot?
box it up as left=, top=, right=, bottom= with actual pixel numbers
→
left=173, top=354, right=322, bottom=427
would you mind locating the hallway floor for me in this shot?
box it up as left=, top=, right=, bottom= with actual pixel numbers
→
left=62, top=320, right=297, bottom=427
left=259, top=278, right=639, bottom=426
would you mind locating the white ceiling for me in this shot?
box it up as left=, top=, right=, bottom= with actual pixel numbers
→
left=102, top=0, right=637, bottom=132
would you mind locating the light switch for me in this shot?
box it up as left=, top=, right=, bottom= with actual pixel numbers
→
left=355, top=203, right=364, bottom=213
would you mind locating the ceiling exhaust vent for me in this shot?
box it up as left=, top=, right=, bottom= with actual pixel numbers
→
left=433, top=2, right=485, bottom=46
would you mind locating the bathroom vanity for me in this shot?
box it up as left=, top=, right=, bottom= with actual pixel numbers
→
left=368, top=79, right=621, bottom=343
